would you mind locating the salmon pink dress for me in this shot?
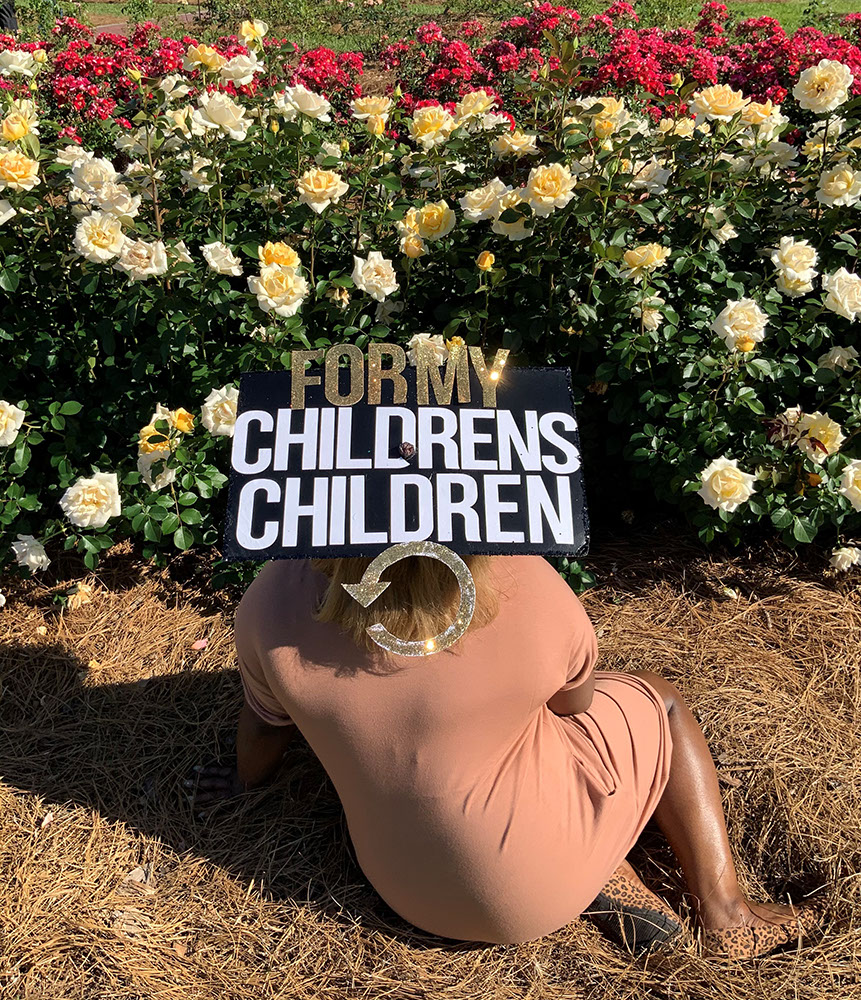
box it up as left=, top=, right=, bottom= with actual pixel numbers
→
left=236, top=555, right=672, bottom=945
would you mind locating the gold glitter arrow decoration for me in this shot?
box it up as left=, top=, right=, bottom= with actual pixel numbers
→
left=341, top=542, right=476, bottom=656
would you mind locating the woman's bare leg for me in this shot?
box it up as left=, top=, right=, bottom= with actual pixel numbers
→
left=629, top=669, right=801, bottom=931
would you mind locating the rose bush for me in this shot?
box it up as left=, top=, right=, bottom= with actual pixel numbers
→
left=2, top=6, right=861, bottom=580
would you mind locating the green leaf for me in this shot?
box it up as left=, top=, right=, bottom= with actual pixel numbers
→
left=59, top=401, right=83, bottom=415
left=173, top=526, right=195, bottom=550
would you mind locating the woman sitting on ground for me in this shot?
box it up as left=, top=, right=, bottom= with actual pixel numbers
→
left=192, top=554, right=825, bottom=959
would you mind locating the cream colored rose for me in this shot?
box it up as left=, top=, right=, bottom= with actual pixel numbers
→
left=183, top=44, right=226, bottom=73
left=524, top=162, right=575, bottom=217
left=0, top=50, right=36, bottom=77
left=258, top=241, right=300, bottom=268
left=416, top=200, right=456, bottom=240
left=459, top=177, right=508, bottom=222
left=275, top=85, right=332, bottom=122
left=691, top=84, right=749, bottom=122
left=630, top=157, right=671, bottom=195
left=297, top=167, right=349, bottom=214
left=166, top=105, right=205, bottom=138
left=2, top=99, right=39, bottom=141
left=74, top=212, right=125, bottom=263
left=658, top=116, right=696, bottom=138
left=492, top=129, right=539, bottom=157
left=95, top=182, right=141, bottom=222
left=351, top=95, right=393, bottom=121
left=620, top=243, right=670, bottom=283
left=180, top=155, right=214, bottom=191
left=59, top=471, right=121, bottom=528
left=194, top=92, right=250, bottom=140
left=697, top=457, right=756, bottom=512
left=0, top=400, right=25, bottom=446
left=830, top=545, right=861, bottom=571
left=576, top=95, right=630, bottom=137
left=796, top=411, right=845, bottom=464
left=158, top=74, right=191, bottom=100
left=817, top=165, right=861, bottom=208
left=839, top=459, right=861, bottom=511
left=352, top=251, right=399, bottom=301
left=406, top=333, right=448, bottom=365
left=220, top=52, right=263, bottom=87
left=171, top=239, right=194, bottom=265
left=11, top=534, right=49, bottom=572
left=114, top=238, right=168, bottom=282
left=454, top=89, right=496, bottom=125
left=823, top=268, right=861, bottom=321
left=0, top=149, right=39, bottom=192
left=314, top=140, right=341, bottom=165
left=0, top=199, right=16, bottom=225
left=818, top=345, right=858, bottom=371
left=711, top=298, right=768, bottom=352
left=491, top=188, right=532, bottom=241
left=202, top=241, right=243, bottom=276
left=375, top=299, right=404, bottom=325
left=247, top=264, right=310, bottom=317
left=137, top=449, right=176, bottom=491
left=631, top=294, right=666, bottom=331
left=201, top=385, right=239, bottom=436
left=770, top=236, right=818, bottom=286
left=240, top=18, right=268, bottom=43
left=793, top=59, right=853, bottom=114
left=408, top=105, right=456, bottom=150
left=400, top=233, right=427, bottom=258
left=776, top=272, right=814, bottom=297
left=71, top=155, right=118, bottom=196
left=56, top=144, right=92, bottom=167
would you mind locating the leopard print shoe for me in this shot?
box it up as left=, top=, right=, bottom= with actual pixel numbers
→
left=582, top=868, right=683, bottom=954
left=702, top=897, right=828, bottom=960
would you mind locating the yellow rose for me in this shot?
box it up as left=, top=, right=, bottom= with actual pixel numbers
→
left=492, top=129, right=539, bottom=157
left=446, top=335, right=466, bottom=349
left=296, top=168, right=349, bottom=214
left=735, top=335, right=757, bottom=352
left=491, top=189, right=532, bottom=242
left=658, top=117, right=695, bottom=138
left=138, top=423, right=172, bottom=454
left=690, top=84, right=750, bottom=122
left=350, top=95, right=393, bottom=120
left=270, top=120, right=280, bottom=134
left=476, top=250, right=495, bottom=271
left=365, top=115, right=386, bottom=136
left=741, top=99, right=774, bottom=126
left=240, top=18, right=268, bottom=43
left=796, top=411, right=845, bottom=465
left=32, top=49, right=47, bottom=64
left=793, top=59, right=853, bottom=114
left=2, top=113, right=29, bottom=141
left=127, top=68, right=142, bottom=83
left=697, top=457, right=756, bottom=512
left=620, top=243, right=670, bottom=283
left=454, top=89, right=495, bottom=123
left=172, top=408, right=195, bottom=433
left=416, top=199, right=456, bottom=241
left=408, top=105, right=455, bottom=149
left=0, top=149, right=40, bottom=191
left=184, top=44, right=226, bottom=72
left=258, top=241, right=300, bottom=268
left=395, top=205, right=420, bottom=237
left=400, top=233, right=426, bottom=258
left=524, top=162, right=576, bottom=217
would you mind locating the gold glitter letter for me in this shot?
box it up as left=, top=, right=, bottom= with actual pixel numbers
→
left=324, top=344, right=365, bottom=406
left=367, top=343, right=408, bottom=405
left=291, top=349, right=325, bottom=410
left=469, top=348, right=510, bottom=407
left=416, top=341, right=470, bottom=406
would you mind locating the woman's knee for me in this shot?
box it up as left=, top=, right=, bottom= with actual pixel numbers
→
left=629, top=669, right=681, bottom=715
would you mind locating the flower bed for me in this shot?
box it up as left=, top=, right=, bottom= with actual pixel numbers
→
left=2, top=7, right=861, bottom=582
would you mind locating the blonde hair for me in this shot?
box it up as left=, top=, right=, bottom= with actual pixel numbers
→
left=311, top=555, right=499, bottom=652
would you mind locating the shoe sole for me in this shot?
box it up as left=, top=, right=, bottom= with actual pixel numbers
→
left=583, top=891, right=683, bottom=953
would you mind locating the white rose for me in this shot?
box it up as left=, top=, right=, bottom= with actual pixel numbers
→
left=193, top=92, right=250, bottom=140
left=275, top=85, right=331, bottom=122
left=55, top=144, right=92, bottom=167
left=137, top=450, right=176, bottom=491
left=11, top=534, right=50, bottom=572
left=74, top=212, right=126, bottom=263
left=0, top=399, right=25, bottom=446
left=352, top=251, right=399, bottom=301
left=201, top=385, right=239, bottom=436
left=0, top=199, right=16, bottom=225
left=714, top=221, right=738, bottom=244
left=818, top=345, right=858, bottom=371
left=202, top=241, right=243, bottom=276
left=817, top=165, right=861, bottom=208
left=711, top=298, right=769, bottom=352
left=406, top=333, right=448, bottom=365
left=220, top=52, right=263, bottom=86
left=631, top=157, right=671, bottom=195
left=796, top=411, right=845, bottom=465
left=0, top=590, right=5, bottom=609
left=59, top=471, right=122, bottom=528
left=823, top=268, right=861, bottom=322
left=95, top=182, right=141, bottom=222
left=770, top=237, right=818, bottom=286
left=0, top=50, right=36, bottom=77
left=114, top=238, right=168, bottom=282
left=171, top=239, right=194, bottom=264
left=180, top=155, right=215, bottom=191
left=830, top=545, right=861, bottom=572
left=459, top=177, right=508, bottom=222
left=793, top=59, right=853, bottom=114
left=247, top=264, right=310, bottom=318
left=776, top=271, right=815, bottom=297
left=697, top=457, right=756, bottom=512
left=71, top=156, right=119, bottom=196
left=839, top=458, right=861, bottom=511
left=114, top=127, right=149, bottom=157
left=158, top=74, right=191, bottom=100
left=315, top=140, right=341, bottom=165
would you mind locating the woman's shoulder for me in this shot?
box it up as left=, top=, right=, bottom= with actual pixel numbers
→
left=235, top=559, right=316, bottom=628
left=492, top=555, right=589, bottom=621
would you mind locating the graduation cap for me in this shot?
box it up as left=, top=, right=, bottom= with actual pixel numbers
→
left=223, top=340, right=589, bottom=656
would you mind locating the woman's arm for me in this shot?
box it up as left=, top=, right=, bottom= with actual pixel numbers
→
left=236, top=700, right=300, bottom=789
left=546, top=669, right=596, bottom=716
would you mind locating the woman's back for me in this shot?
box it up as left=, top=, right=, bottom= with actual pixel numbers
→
left=236, top=555, right=671, bottom=944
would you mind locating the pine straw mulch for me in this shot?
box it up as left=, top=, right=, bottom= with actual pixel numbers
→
left=0, top=533, right=859, bottom=999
